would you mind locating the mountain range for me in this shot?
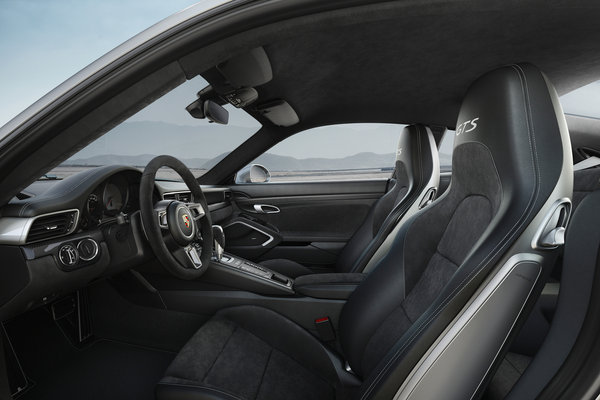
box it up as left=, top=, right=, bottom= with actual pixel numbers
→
left=70, top=120, right=254, bottom=160
left=64, top=120, right=452, bottom=171
left=63, top=151, right=399, bottom=171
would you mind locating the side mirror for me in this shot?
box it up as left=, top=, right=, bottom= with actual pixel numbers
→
left=236, top=164, right=271, bottom=184
left=204, top=100, right=229, bottom=124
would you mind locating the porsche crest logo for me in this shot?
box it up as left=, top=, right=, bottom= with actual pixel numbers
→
left=182, top=214, right=191, bottom=228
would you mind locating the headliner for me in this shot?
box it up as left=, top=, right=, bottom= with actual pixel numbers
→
left=222, top=0, right=600, bottom=129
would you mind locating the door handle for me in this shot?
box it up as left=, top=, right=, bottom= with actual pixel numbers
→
left=253, top=204, right=280, bottom=214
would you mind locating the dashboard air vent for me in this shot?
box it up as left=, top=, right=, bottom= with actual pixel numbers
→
left=27, top=211, right=78, bottom=243
left=15, top=192, right=32, bottom=200
left=164, top=192, right=191, bottom=202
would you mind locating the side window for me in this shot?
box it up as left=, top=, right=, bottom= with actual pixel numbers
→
left=560, top=80, right=600, bottom=119
left=237, top=123, right=406, bottom=183
left=438, top=129, right=455, bottom=173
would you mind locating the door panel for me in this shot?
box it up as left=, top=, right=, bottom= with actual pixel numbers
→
left=226, top=180, right=388, bottom=266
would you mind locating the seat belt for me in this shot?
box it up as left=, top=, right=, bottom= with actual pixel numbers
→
left=573, top=156, right=600, bottom=171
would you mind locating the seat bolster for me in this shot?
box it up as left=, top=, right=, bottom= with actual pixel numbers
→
left=259, top=258, right=313, bottom=278
left=156, top=380, right=244, bottom=400
left=216, top=305, right=346, bottom=385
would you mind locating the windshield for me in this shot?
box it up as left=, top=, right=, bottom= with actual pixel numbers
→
left=0, top=0, right=216, bottom=128
left=47, top=75, right=261, bottom=180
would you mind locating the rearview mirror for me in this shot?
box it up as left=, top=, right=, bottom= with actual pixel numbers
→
left=203, top=100, right=229, bottom=124
left=236, top=164, right=271, bottom=184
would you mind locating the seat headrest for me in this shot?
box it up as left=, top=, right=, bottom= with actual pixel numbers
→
left=452, top=63, right=571, bottom=209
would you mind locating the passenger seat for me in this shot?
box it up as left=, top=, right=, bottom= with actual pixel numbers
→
left=260, top=124, right=439, bottom=277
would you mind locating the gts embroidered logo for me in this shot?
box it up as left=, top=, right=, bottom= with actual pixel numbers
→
left=456, top=117, right=479, bottom=136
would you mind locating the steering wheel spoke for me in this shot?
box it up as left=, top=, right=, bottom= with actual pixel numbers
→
left=186, top=202, right=206, bottom=220
left=154, top=200, right=171, bottom=230
left=157, top=210, right=169, bottom=229
left=173, top=245, right=203, bottom=269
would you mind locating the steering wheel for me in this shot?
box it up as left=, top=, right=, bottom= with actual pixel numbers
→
left=139, top=155, right=213, bottom=280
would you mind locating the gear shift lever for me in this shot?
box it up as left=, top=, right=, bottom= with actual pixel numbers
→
left=212, top=225, right=225, bottom=262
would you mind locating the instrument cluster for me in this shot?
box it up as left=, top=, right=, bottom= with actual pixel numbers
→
left=80, top=173, right=138, bottom=229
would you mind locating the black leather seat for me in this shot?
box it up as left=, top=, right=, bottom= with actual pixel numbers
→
left=485, top=165, right=600, bottom=399
left=157, top=64, right=572, bottom=400
left=261, top=124, right=439, bottom=278
left=501, top=177, right=600, bottom=399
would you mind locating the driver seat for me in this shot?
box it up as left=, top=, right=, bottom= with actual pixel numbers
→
left=156, top=64, right=572, bottom=400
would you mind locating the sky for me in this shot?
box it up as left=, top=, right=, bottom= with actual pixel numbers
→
left=0, top=0, right=202, bottom=126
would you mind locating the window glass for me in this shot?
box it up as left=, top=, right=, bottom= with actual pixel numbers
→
left=241, top=123, right=406, bottom=182
left=560, top=80, right=600, bottom=118
left=47, top=76, right=261, bottom=180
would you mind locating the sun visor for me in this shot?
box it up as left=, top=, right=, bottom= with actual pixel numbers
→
left=255, top=100, right=299, bottom=127
left=217, top=47, right=273, bottom=88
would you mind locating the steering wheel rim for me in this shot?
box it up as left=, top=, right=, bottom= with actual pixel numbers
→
left=139, top=155, right=213, bottom=280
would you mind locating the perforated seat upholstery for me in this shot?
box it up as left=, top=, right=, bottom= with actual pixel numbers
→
left=261, top=124, right=439, bottom=277
left=157, top=64, right=572, bottom=400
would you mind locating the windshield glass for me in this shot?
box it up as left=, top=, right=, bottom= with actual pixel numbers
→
left=47, top=76, right=261, bottom=180
left=0, top=0, right=205, bottom=127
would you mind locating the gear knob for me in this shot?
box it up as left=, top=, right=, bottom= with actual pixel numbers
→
left=212, top=225, right=225, bottom=262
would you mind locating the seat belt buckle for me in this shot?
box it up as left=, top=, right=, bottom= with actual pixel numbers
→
left=315, top=317, right=335, bottom=342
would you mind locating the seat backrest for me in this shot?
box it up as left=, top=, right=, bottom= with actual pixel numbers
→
left=504, top=165, right=600, bottom=398
left=336, top=124, right=439, bottom=273
left=339, top=64, right=572, bottom=399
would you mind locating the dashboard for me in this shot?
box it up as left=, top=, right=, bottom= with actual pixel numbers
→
left=0, top=165, right=233, bottom=319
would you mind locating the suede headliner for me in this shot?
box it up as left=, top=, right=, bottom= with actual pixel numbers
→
left=220, top=0, right=600, bottom=129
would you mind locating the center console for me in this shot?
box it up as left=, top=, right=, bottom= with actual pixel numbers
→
left=217, top=253, right=293, bottom=289
left=202, top=225, right=294, bottom=295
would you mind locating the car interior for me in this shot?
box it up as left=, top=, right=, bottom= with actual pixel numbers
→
left=1, top=1, right=600, bottom=399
